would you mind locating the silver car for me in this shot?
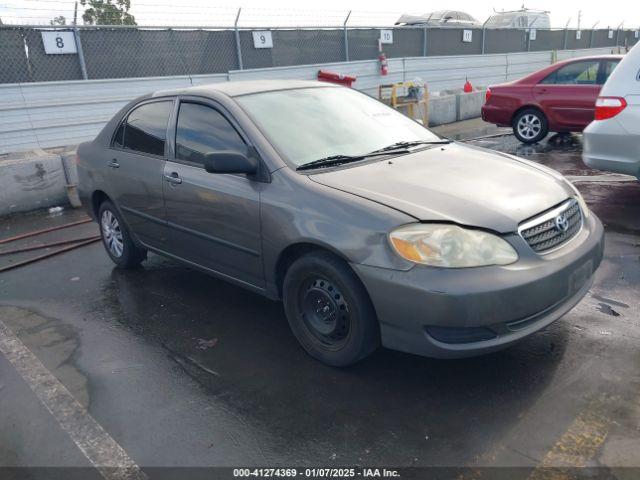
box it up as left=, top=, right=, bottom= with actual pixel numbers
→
left=583, top=43, right=640, bottom=180
left=77, top=81, right=604, bottom=366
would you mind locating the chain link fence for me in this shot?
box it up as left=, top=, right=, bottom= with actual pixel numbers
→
left=1, top=24, right=637, bottom=84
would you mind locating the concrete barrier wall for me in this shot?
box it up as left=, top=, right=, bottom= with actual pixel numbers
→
left=0, top=154, right=70, bottom=216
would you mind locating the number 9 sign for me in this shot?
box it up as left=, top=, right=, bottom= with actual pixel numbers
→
left=252, top=31, right=273, bottom=49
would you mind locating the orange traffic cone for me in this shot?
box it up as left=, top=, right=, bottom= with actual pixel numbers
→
left=463, top=79, right=473, bottom=93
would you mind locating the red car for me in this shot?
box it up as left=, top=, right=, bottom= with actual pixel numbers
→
left=482, top=55, right=622, bottom=143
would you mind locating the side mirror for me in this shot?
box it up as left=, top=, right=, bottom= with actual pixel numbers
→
left=203, top=151, right=258, bottom=175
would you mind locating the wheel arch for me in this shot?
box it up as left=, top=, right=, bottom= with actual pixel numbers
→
left=511, top=104, right=546, bottom=125
left=273, top=242, right=355, bottom=300
left=91, top=190, right=111, bottom=219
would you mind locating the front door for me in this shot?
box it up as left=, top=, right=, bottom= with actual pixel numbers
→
left=108, top=99, right=174, bottom=249
left=534, top=59, right=601, bottom=130
left=162, top=100, right=263, bottom=289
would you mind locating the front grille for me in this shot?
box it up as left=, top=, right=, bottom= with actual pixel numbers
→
left=519, top=199, right=582, bottom=253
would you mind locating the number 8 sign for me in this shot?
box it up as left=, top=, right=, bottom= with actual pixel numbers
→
left=252, top=31, right=273, bottom=49
left=41, top=31, right=78, bottom=54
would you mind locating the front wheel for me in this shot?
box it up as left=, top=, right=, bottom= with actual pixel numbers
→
left=282, top=251, right=380, bottom=367
left=98, top=201, right=146, bottom=268
left=513, top=109, right=549, bottom=144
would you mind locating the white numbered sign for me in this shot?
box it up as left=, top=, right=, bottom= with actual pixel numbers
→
left=380, top=30, right=393, bottom=44
left=576, top=30, right=582, bottom=40
left=608, top=30, right=614, bottom=39
left=462, top=30, right=473, bottom=43
left=41, top=31, right=77, bottom=54
left=252, top=31, right=273, bottom=49
left=529, top=29, right=537, bottom=40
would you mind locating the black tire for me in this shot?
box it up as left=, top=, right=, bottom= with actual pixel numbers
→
left=98, top=200, right=146, bottom=268
left=512, top=108, right=549, bottom=144
left=282, top=251, right=380, bottom=367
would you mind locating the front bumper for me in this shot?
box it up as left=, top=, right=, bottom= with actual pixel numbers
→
left=352, top=214, right=605, bottom=359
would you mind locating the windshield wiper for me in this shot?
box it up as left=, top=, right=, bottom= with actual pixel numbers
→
left=296, top=154, right=365, bottom=171
left=296, top=150, right=410, bottom=171
left=295, top=140, right=452, bottom=171
left=368, top=139, right=451, bottom=154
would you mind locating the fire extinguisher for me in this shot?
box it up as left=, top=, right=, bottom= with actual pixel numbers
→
left=379, top=52, right=388, bottom=76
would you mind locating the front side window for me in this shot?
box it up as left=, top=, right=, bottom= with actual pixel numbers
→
left=122, top=100, right=173, bottom=156
left=542, top=61, right=600, bottom=85
left=175, top=103, right=246, bottom=165
left=236, top=87, right=440, bottom=168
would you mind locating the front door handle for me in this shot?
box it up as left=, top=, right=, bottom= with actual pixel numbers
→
left=164, top=172, right=182, bottom=185
left=107, top=159, right=120, bottom=169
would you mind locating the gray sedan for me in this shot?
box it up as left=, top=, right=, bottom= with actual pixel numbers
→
left=77, top=80, right=604, bottom=366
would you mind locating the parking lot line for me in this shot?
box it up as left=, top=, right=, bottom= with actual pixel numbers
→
left=527, top=397, right=612, bottom=480
left=0, top=319, right=147, bottom=480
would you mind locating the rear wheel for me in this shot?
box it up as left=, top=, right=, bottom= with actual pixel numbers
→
left=282, top=251, right=380, bottom=367
left=98, top=201, right=146, bottom=268
left=513, top=108, right=548, bottom=144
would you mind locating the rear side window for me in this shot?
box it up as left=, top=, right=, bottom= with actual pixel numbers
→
left=541, top=60, right=600, bottom=85
left=112, top=121, right=125, bottom=149
left=175, top=102, right=246, bottom=165
left=600, top=60, right=620, bottom=84
left=122, top=101, right=172, bottom=157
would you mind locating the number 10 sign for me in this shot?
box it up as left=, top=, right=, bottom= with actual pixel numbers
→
left=41, top=31, right=78, bottom=54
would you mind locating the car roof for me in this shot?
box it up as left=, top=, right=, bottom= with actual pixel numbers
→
left=152, top=79, right=336, bottom=99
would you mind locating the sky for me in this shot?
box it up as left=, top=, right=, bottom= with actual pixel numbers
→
left=0, top=0, right=638, bottom=29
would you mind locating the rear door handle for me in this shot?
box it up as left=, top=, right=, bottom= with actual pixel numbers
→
left=107, top=159, right=120, bottom=169
left=164, top=172, right=182, bottom=185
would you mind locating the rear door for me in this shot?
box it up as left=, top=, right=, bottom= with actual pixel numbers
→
left=162, top=98, right=263, bottom=288
left=108, top=99, right=174, bottom=249
left=533, top=59, right=601, bottom=129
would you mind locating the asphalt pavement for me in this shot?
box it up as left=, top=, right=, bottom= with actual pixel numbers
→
left=0, top=129, right=639, bottom=480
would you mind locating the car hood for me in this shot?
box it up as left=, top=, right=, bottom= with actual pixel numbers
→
left=309, top=142, right=572, bottom=233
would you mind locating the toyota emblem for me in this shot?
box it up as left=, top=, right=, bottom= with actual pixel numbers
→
left=555, top=214, right=570, bottom=233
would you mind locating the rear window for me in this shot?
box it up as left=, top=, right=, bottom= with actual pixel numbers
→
left=121, top=101, right=173, bottom=157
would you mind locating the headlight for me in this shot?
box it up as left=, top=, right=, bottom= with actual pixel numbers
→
left=389, top=224, right=518, bottom=268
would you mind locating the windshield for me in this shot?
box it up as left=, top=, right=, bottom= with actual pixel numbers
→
left=235, top=87, right=440, bottom=168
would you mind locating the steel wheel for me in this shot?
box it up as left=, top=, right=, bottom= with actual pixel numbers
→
left=300, top=277, right=351, bottom=349
left=101, top=210, right=124, bottom=258
left=283, top=251, right=380, bottom=366
left=517, top=113, right=542, bottom=141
